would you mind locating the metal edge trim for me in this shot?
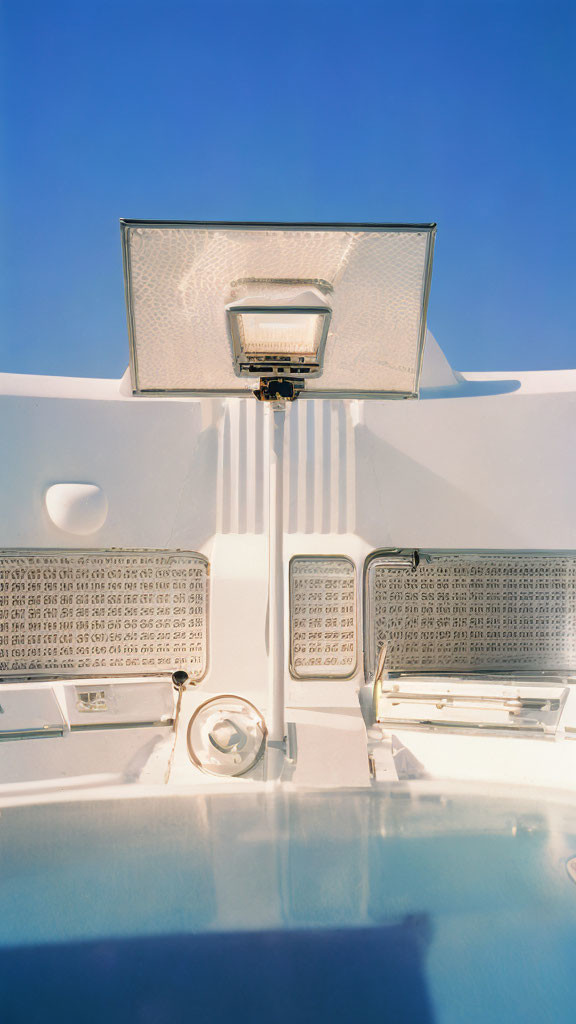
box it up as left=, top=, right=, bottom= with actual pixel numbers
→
left=0, top=728, right=65, bottom=743
left=130, top=387, right=418, bottom=400
left=227, top=306, right=332, bottom=315
left=69, top=720, right=173, bottom=733
left=120, top=221, right=140, bottom=395
left=119, top=220, right=437, bottom=232
left=413, top=225, right=437, bottom=396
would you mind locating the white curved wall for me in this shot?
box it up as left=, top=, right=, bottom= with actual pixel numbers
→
left=1, top=341, right=576, bottom=706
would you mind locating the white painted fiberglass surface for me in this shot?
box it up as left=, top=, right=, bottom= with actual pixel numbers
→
left=1, top=788, right=576, bottom=1023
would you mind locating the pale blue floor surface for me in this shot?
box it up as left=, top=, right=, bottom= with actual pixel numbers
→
left=1, top=789, right=575, bottom=1022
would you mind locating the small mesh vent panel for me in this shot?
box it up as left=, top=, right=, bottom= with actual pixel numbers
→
left=290, top=556, right=357, bottom=678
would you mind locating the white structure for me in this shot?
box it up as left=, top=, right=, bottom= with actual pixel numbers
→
left=3, top=333, right=576, bottom=781
left=1, top=224, right=576, bottom=1021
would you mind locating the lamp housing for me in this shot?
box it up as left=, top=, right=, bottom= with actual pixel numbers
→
left=227, top=288, right=331, bottom=379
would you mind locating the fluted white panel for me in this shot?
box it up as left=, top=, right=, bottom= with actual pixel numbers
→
left=216, top=398, right=356, bottom=535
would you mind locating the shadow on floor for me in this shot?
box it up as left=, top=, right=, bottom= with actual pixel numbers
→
left=0, top=915, right=435, bottom=1024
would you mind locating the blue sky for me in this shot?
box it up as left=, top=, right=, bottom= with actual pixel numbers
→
left=1, top=0, right=574, bottom=378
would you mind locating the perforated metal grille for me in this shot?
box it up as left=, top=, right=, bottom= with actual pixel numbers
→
left=365, top=552, right=576, bottom=675
left=0, top=551, right=208, bottom=679
left=290, top=556, right=357, bottom=678
left=123, top=222, right=434, bottom=396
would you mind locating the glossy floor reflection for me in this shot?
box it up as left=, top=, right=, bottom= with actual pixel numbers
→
left=2, top=788, right=576, bottom=1023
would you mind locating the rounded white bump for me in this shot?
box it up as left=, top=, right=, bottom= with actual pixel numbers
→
left=45, top=483, right=108, bottom=535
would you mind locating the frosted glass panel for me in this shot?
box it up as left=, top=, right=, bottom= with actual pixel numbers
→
left=122, top=221, right=435, bottom=397
left=290, top=556, right=357, bottom=678
left=0, top=550, right=208, bottom=679
left=365, top=551, right=576, bottom=675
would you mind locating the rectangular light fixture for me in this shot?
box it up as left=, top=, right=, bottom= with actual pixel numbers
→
left=227, top=303, right=331, bottom=378
left=374, top=675, right=568, bottom=735
left=121, top=221, right=436, bottom=398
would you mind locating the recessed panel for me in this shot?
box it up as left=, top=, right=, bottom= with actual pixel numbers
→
left=0, top=550, right=208, bottom=679
left=374, top=676, right=568, bottom=735
left=290, top=556, right=357, bottom=679
left=0, top=688, right=65, bottom=739
left=65, top=678, right=174, bottom=728
left=365, top=551, right=576, bottom=676
left=122, top=221, right=435, bottom=397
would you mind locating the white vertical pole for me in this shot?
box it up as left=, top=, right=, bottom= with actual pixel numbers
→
left=268, top=400, right=286, bottom=745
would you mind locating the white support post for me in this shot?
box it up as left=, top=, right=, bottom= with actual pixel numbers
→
left=267, top=401, right=286, bottom=746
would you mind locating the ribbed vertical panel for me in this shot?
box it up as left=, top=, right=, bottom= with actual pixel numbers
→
left=217, top=398, right=356, bottom=535
left=284, top=400, right=356, bottom=535
left=216, top=403, right=231, bottom=534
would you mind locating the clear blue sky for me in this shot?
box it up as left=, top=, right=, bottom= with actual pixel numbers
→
left=1, top=0, right=574, bottom=378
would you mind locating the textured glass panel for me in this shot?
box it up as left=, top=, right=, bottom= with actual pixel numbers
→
left=290, top=556, right=357, bottom=678
left=365, top=552, right=576, bottom=675
left=122, top=222, right=435, bottom=396
left=0, top=688, right=65, bottom=738
left=0, top=551, right=208, bottom=679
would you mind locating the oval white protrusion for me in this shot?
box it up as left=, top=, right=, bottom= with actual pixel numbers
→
left=45, top=483, right=108, bottom=535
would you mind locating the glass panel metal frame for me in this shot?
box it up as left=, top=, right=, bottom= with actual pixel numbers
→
left=364, top=548, right=576, bottom=680
left=289, top=554, right=358, bottom=680
left=121, top=220, right=436, bottom=399
left=0, top=548, right=210, bottom=681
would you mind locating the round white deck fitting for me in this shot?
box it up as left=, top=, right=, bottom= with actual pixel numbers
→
left=567, top=857, right=576, bottom=884
left=45, top=483, right=108, bottom=535
left=187, top=695, right=267, bottom=777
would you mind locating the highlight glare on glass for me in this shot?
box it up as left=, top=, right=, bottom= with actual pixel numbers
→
left=234, top=311, right=323, bottom=355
